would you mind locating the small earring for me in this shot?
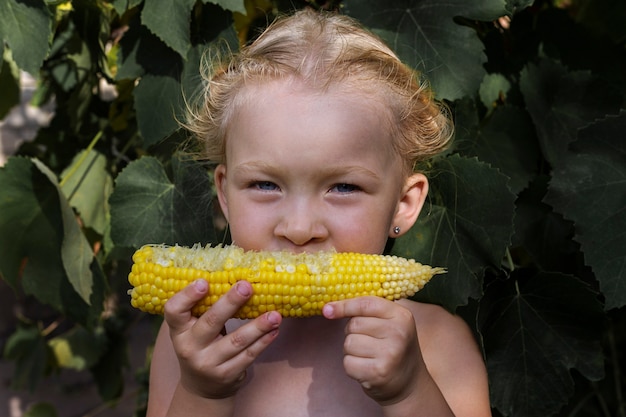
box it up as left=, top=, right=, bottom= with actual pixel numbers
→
left=393, top=226, right=401, bottom=235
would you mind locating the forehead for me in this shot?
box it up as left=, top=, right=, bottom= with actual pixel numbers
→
left=222, top=79, right=403, bottom=179
left=225, top=78, right=397, bottom=151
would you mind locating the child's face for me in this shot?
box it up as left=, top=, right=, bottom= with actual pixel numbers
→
left=215, top=80, right=426, bottom=254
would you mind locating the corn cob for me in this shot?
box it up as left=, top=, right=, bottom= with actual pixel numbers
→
left=128, top=244, right=445, bottom=319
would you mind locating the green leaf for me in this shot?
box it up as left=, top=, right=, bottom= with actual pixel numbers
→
left=134, top=73, right=183, bottom=146
left=545, top=111, right=626, bottom=310
left=479, top=272, right=605, bottom=417
left=141, top=0, right=196, bottom=58
left=519, top=58, right=622, bottom=166
left=454, top=99, right=540, bottom=194
left=0, top=157, right=65, bottom=297
left=343, top=0, right=507, bottom=101
left=392, top=154, right=516, bottom=310
left=479, top=73, right=511, bottom=110
left=0, top=48, right=20, bottom=119
left=109, top=156, right=217, bottom=248
left=0, top=0, right=52, bottom=75
left=24, top=403, right=59, bottom=417
left=204, top=0, right=246, bottom=15
left=132, top=23, right=236, bottom=146
left=3, top=324, right=53, bottom=391
left=32, top=159, right=95, bottom=305
left=0, top=157, right=102, bottom=323
left=60, top=149, right=113, bottom=236
left=512, top=176, right=585, bottom=275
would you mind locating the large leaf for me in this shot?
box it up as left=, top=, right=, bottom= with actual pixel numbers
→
left=519, top=58, right=622, bottom=166
left=479, top=272, right=605, bottom=417
left=60, top=149, right=113, bottom=236
left=512, top=176, right=585, bottom=275
left=109, top=156, right=217, bottom=248
left=0, top=0, right=52, bottom=75
left=454, top=98, right=540, bottom=194
left=0, top=157, right=102, bottom=323
left=141, top=0, right=196, bottom=58
left=392, top=154, right=516, bottom=310
left=131, top=20, right=237, bottom=146
left=545, top=111, right=626, bottom=310
left=343, top=0, right=508, bottom=101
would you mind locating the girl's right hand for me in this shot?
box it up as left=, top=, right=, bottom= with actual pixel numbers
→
left=163, top=279, right=282, bottom=400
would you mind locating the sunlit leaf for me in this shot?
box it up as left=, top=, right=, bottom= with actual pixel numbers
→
left=393, top=154, right=515, bottom=310
left=61, top=149, right=113, bottom=236
left=479, top=272, right=605, bottom=417
left=545, top=111, right=626, bottom=310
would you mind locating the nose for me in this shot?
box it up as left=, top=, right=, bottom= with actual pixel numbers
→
left=274, top=199, right=328, bottom=247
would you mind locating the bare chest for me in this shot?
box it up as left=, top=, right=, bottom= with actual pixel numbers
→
left=229, top=318, right=383, bottom=417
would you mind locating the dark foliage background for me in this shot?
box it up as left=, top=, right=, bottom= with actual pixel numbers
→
left=0, top=0, right=624, bottom=416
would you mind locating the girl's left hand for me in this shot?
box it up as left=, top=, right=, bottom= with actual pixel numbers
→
left=322, top=297, right=424, bottom=406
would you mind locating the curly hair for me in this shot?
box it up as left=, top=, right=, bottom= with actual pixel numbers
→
left=184, top=8, right=452, bottom=175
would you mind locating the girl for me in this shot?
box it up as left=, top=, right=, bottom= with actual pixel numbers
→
left=147, top=9, right=491, bottom=417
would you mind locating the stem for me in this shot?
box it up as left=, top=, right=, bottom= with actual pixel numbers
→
left=41, top=320, right=60, bottom=337
left=59, top=130, right=104, bottom=189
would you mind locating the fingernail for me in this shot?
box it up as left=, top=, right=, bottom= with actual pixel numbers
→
left=322, top=303, right=334, bottom=318
left=236, top=281, right=251, bottom=297
left=194, top=279, right=208, bottom=292
left=266, top=311, right=280, bottom=325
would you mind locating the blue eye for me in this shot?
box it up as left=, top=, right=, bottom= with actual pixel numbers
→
left=254, top=181, right=279, bottom=191
left=332, top=183, right=359, bottom=193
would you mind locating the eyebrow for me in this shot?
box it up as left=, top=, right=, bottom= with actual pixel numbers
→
left=232, top=161, right=382, bottom=181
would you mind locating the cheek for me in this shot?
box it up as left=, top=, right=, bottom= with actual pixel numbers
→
left=227, top=205, right=273, bottom=250
left=328, top=210, right=392, bottom=254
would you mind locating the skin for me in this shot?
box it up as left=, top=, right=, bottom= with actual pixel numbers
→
left=146, top=79, right=492, bottom=417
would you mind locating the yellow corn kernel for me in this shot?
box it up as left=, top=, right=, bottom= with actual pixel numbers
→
left=127, top=244, right=445, bottom=319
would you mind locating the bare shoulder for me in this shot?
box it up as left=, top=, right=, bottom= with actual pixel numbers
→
left=398, top=300, right=476, bottom=347
left=398, top=299, right=493, bottom=417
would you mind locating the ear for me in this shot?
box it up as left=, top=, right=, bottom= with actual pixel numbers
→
left=214, top=164, right=230, bottom=222
left=390, top=173, right=428, bottom=237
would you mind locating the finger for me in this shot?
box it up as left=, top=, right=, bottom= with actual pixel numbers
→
left=163, top=279, right=209, bottom=333
left=217, top=310, right=282, bottom=369
left=343, top=355, right=380, bottom=389
left=322, top=296, right=393, bottom=320
left=344, top=332, right=378, bottom=358
left=191, top=281, right=255, bottom=344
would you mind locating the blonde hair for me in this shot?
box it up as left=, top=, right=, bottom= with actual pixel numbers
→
left=185, top=8, right=452, bottom=175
